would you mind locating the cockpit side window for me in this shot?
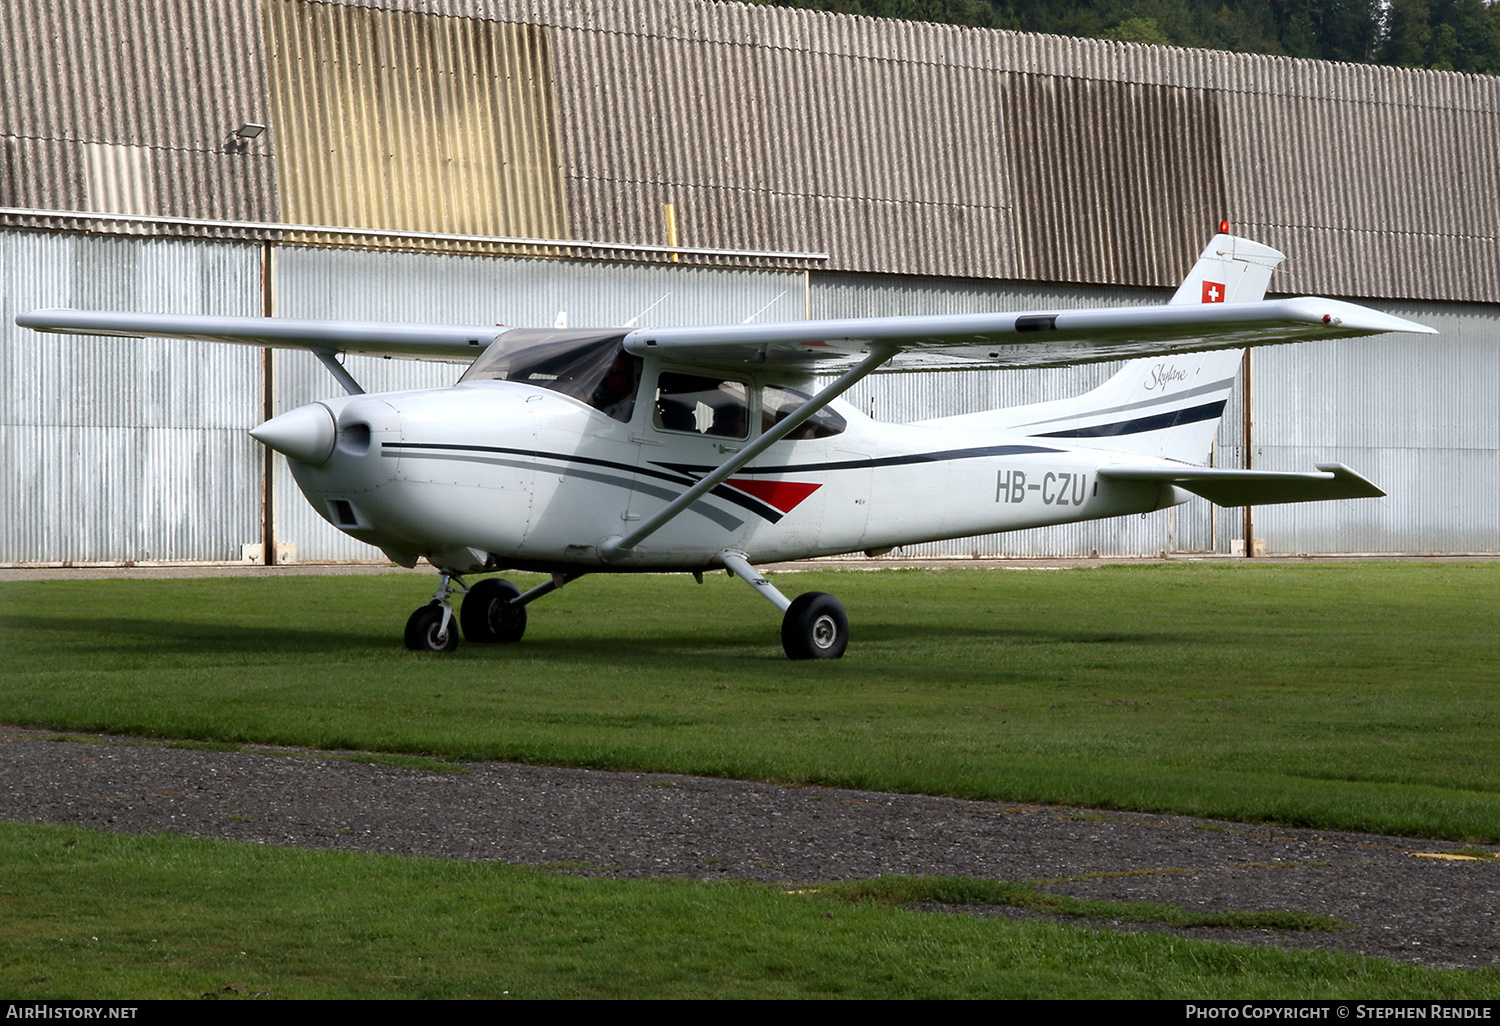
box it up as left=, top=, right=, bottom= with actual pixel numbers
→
left=459, top=330, right=641, bottom=422
left=653, top=372, right=750, bottom=439
left=761, top=384, right=847, bottom=440
left=589, top=351, right=642, bottom=422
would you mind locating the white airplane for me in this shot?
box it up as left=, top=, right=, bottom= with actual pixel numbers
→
left=18, top=233, right=1433, bottom=659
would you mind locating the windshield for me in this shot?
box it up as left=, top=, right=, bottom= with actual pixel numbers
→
left=460, top=329, right=640, bottom=422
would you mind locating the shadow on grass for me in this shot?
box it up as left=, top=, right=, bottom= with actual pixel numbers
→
left=4, top=613, right=1192, bottom=665
left=5, top=612, right=776, bottom=663
left=2, top=614, right=383, bottom=656
left=852, top=621, right=1189, bottom=648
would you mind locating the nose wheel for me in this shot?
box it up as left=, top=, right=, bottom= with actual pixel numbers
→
left=404, top=601, right=458, bottom=653
left=404, top=573, right=465, bottom=653
left=403, top=572, right=573, bottom=652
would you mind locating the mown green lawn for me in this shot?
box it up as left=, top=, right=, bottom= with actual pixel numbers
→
left=3, top=561, right=1498, bottom=998
left=2, top=561, right=1497, bottom=840
left=3, top=822, right=1496, bottom=1000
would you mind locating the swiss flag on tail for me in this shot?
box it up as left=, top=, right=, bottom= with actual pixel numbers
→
left=1201, top=281, right=1225, bottom=303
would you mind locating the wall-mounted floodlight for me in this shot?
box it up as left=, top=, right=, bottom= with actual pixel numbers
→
left=225, top=123, right=268, bottom=154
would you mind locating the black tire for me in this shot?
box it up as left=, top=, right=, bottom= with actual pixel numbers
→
left=460, top=578, right=527, bottom=643
left=404, top=603, right=458, bottom=653
left=781, top=592, right=848, bottom=660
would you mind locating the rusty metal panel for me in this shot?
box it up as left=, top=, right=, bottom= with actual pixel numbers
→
left=1003, top=73, right=1225, bottom=288
left=1220, top=57, right=1500, bottom=302
left=0, top=0, right=277, bottom=232
left=263, top=0, right=566, bottom=254
left=0, top=231, right=263, bottom=563
left=549, top=2, right=1017, bottom=276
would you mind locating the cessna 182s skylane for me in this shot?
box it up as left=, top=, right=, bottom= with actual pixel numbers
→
left=19, top=234, right=1433, bottom=659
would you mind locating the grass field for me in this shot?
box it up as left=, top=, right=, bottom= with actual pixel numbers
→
left=2, top=561, right=1497, bottom=840
left=3, top=821, right=1497, bottom=999
left=2, top=561, right=1498, bottom=997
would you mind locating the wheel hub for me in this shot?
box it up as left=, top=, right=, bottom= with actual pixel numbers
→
left=811, top=614, right=837, bottom=649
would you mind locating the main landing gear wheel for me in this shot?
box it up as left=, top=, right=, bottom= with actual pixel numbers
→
left=781, top=592, right=849, bottom=660
left=404, top=602, right=458, bottom=653
left=460, top=578, right=527, bottom=643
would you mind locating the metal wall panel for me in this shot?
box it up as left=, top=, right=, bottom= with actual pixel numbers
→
left=1240, top=301, right=1500, bottom=554
left=551, top=13, right=1013, bottom=274
left=539, top=0, right=1500, bottom=297
left=0, top=231, right=263, bottom=562
left=1220, top=67, right=1500, bottom=302
left=269, top=244, right=805, bottom=559
left=1249, top=445, right=1500, bottom=554
left=5, top=229, right=1494, bottom=563
left=6, top=0, right=1500, bottom=299
left=0, top=0, right=277, bottom=230
left=263, top=0, right=567, bottom=254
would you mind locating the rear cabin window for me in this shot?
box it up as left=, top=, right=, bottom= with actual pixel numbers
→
left=760, top=384, right=847, bottom=440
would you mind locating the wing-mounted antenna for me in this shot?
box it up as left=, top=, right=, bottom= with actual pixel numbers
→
left=622, top=293, right=671, bottom=329
left=742, top=290, right=790, bottom=324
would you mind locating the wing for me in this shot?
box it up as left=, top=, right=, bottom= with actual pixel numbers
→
left=15, top=310, right=501, bottom=361
left=19, top=295, right=1434, bottom=374
left=622, top=298, right=1435, bottom=371
left=1098, top=463, right=1384, bottom=506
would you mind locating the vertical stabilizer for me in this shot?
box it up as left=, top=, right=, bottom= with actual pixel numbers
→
left=1168, top=234, right=1285, bottom=306
left=996, top=235, right=1286, bottom=464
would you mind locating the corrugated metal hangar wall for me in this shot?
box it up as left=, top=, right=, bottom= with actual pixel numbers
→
left=2, top=0, right=1497, bottom=562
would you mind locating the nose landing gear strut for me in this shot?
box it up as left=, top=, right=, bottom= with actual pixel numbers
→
left=403, top=571, right=577, bottom=653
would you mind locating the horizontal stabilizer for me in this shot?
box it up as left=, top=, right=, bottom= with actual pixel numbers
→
left=16, top=310, right=500, bottom=360
left=1098, top=462, right=1384, bottom=506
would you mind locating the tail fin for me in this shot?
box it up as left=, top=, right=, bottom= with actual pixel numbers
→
left=1168, top=233, right=1284, bottom=306
left=1006, top=234, right=1285, bottom=464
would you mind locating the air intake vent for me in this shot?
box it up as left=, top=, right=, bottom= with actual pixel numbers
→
left=339, top=422, right=372, bottom=455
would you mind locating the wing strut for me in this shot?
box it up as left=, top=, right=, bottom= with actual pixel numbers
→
left=314, top=351, right=366, bottom=395
left=598, top=346, right=896, bottom=562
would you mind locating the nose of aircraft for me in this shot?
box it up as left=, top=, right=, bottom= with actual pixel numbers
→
left=250, top=402, right=337, bottom=465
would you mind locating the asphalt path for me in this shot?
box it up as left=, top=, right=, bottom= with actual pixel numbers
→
left=1, top=727, right=1495, bottom=972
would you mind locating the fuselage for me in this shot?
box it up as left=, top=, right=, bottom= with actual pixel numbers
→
left=280, top=359, right=1184, bottom=574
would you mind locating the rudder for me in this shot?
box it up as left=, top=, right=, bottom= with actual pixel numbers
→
left=1011, top=234, right=1285, bottom=464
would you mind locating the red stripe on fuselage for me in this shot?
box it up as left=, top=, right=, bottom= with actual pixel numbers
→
left=726, top=478, right=821, bottom=514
